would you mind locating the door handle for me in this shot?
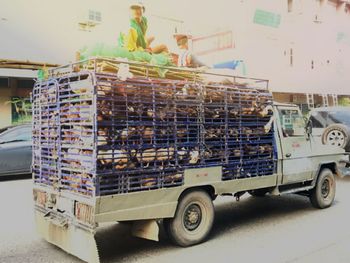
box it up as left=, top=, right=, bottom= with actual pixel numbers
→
left=285, top=153, right=291, bottom=158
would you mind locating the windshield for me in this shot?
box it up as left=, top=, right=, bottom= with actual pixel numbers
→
left=328, top=110, right=350, bottom=125
left=279, top=109, right=305, bottom=137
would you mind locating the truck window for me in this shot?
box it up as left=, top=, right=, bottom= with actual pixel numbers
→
left=279, top=109, right=305, bottom=137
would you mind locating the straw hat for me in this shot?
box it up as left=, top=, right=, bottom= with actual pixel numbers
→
left=130, top=2, right=145, bottom=12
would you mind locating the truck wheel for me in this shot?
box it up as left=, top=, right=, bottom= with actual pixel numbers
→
left=310, top=168, right=336, bottom=209
left=164, top=190, right=214, bottom=247
left=248, top=188, right=269, bottom=197
left=322, top=124, right=350, bottom=150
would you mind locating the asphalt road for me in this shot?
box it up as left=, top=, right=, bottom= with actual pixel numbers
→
left=1, top=176, right=350, bottom=263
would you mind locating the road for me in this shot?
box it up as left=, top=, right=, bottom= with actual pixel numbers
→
left=1, top=176, right=350, bottom=263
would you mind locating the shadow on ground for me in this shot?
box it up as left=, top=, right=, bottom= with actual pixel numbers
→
left=0, top=173, right=31, bottom=181
left=95, top=193, right=318, bottom=263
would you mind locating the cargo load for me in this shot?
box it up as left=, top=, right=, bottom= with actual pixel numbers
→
left=33, top=58, right=347, bottom=263
left=32, top=58, right=275, bottom=197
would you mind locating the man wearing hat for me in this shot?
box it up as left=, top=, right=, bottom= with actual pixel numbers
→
left=126, top=2, right=168, bottom=54
left=174, top=33, right=207, bottom=68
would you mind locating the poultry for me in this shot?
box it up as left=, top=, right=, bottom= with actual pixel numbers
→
left=176, top=128, right=187, bottom=138
left=164, top=173, right=183, bottom=184
left=142, top=127, right=154, bottom=143
left=118, top=127, right=137, bottom=144
left=189, top=149, right=200, bottom=164
left=258, top=144, right=273, bottom=154
left=177, top=148, right=188, bottom=161
left=257, top=105, right=273, bottom=118
left=232, top=149, right=241, bottom=157
left=98, top=150, right=113, bottom=165
left=81, top=173, right=94, bottom=192
left=114, top=150, right=129, bottom=164
left=97, top=85, right=112, bottom=96
left=142, top=177, right=157, bottom=187
left=228, top=128, right=239, bottom=138
left=244, top=145, right=258, bottom=156
left=156, top=147, right=175, bottom=161
left=136, top=148, right=156, bottom=164
left=241, top=127, right=253, bottom=139
left=229, top=108, right=239, bottom=117
left=241, top=106, right=255, bottom=115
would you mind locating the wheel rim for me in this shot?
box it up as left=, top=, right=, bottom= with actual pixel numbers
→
left=183, top=203, right=202, bottom=231
left=326, top=130, right=345, bottom=147
left=321, top=178, right=331, bottom=198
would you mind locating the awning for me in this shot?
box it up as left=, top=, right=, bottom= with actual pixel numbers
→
left=0, top=59, right=60, bottom=70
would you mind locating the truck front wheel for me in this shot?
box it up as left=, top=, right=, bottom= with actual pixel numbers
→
left=164, top=190, right=214, bottom=247
left=309, top=168, right=336, bottom=209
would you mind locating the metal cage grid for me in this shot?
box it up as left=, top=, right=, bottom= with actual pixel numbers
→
left=33, top=58, right=275, bottom=197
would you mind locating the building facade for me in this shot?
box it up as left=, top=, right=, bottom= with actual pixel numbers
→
left=193, top=0, right=350, bottom=111
left=1, top=0, right=350, bottom=127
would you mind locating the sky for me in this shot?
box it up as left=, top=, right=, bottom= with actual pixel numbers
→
left=0, top=0, right=240, bottom=63
left=1, top=0, right=350, bottom=94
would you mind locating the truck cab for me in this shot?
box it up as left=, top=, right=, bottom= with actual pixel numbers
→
left=271, top=102, right=347, bottom=198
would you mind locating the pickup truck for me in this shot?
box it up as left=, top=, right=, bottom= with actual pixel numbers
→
left=32, top=58, right=349, bottom=263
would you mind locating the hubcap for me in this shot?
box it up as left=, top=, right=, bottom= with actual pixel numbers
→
left=321, top=178, right=330, bottom=198
left=326, top=130, right=345, bottom=147
left=183, top=204, right=202, bottom=231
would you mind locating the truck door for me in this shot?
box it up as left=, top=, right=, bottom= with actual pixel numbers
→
left=276, top=106, right=313, bottom=184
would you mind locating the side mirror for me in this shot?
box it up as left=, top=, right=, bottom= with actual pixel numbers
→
left=305, top=119, right=313, bottom=139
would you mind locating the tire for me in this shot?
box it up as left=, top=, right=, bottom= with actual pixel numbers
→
left=164, top=190, right=214, bottom=247
left=322, top=124, right=350, bottom=150
left=248, top=188, right=269, bottom=197
left=310, top=168, right=336, bottom=209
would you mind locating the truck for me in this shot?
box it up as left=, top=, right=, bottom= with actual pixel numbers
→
left=32, top=58, right=349, bottom=263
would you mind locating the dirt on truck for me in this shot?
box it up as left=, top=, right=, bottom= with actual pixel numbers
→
left=32, top=58, right=349, bottom=263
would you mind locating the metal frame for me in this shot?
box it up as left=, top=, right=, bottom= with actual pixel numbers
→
left=33, top=58, right=275, bottom=197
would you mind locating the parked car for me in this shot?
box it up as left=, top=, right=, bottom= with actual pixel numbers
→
left=0, top=124, right=32, bottom=176
left=308, top=107, right=350, bottom=151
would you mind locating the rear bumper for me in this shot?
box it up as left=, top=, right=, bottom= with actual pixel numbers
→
left=35, top=209, right=100, bottom=263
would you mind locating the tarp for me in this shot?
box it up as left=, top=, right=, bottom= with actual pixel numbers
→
left=79, top=43, right=174, bottom=67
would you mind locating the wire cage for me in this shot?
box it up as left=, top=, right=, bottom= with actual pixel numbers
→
left=32, top=58, right=275, bottom=197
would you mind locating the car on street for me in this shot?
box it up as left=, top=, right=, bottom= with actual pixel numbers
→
left=0, top=124, right=32, bottom=176
left=308, top=107, right=350, bottom=151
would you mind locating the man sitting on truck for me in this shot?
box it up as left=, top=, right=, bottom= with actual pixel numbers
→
left=173, top=32, right=207, bottom=68
left=125, top=2, right=168, bottom=54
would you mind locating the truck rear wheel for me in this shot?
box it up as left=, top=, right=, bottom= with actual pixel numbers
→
left=310, top=168, right=336, bottom=209
left=164, top=190, right=214, bottom=247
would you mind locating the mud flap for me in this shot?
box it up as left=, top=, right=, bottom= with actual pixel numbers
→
left=131, top=220, right=159, bottom=242
left=35, top=211, right=100, bottom=263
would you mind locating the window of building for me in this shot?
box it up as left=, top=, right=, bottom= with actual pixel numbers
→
left=17, top=79, right=34, bottom=89
left=0, top=78, right=9, bottom=88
